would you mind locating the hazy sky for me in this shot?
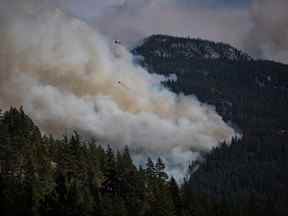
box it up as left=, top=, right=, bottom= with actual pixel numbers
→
left=64, top=0, right=252, bottom=18
left=0, top=0, right=286, bottom=178
left=2, top=0, right=287, bottom=62
left=0, top=0, right=236, bottom=178
left=58, top=0, right=252, bottom=49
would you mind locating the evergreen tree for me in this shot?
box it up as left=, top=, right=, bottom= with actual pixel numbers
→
left=169, top=177, right=183, bottom=216
left=155, top=158, right=168, bottom=181
left=103, top=145, right=116, bottom=179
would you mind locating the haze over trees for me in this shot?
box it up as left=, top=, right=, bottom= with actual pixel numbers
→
left=1, top=35, right=288, bottom=215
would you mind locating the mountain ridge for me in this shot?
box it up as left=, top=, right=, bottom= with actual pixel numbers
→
left=132, top=34, right=288, bottom=216
left=133, top=34, right=253, bottom=62
left=132, top=34, right=288, bottom=137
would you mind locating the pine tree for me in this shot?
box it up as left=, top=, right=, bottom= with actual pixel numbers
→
left=169, top=177, right=183, bottom=216
left=103, top=145, right=116, bottom=179
left=155, top=158, right=168, bottom=181
left=145, top=157, right=156, bottom=179
left=117, top=146, right=136, bottom=174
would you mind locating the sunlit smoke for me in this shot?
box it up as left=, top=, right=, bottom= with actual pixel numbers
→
left=0, top=1, right=236, bottom=178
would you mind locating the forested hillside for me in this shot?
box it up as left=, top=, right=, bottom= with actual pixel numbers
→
left=0, top=108, right=182, bottom=216
left=1, top=34, right=288, bottom=216
left=184, top=136, right=288, bottom=216
left=133, top=34, right=288, bottom=216
left=133, top=35, right=288, bottom=136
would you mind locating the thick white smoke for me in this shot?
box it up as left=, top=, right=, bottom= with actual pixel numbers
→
left=0, top=1, right=236, bottom=178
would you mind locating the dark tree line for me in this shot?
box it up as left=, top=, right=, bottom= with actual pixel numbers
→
left=1, top=105, right=288, bottom=216
left=133, top=34, right=288, bottom=216
left=0, top=108, right=184, bottom=216
left=184, top=136, right=288, bottom=216
left=1, top=35, right=288, bottom=215
left=133, top=34, right=288, bottom=136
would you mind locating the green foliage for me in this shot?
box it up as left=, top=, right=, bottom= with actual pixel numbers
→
left=0, top=108, right=177, bottom=216
left=133, top=34, right=288, bottom=216
left=1, top=34, right=288, bottom=216
left=133, top=34, right=288, bottom=137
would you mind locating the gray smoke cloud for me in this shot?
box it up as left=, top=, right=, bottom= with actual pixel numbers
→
left=17, top=0, right=285, bottom=63
left=65, top=0, right=288, bottom=63
left=0, top=0, right=236, bottom=178
left=28, top=0, right=249, bottom=48
left=90, top=0, right=250, bottom=48
left=244, top=0, right=288, bottom=63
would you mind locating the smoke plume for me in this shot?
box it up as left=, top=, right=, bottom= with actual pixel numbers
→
left=0, top=0, right=236, bottom=178
left=30, top=0, right=287, bottom=63
left=70, top=0, right=288, bottom=63
left=91, top=0, right=250, bottom=48
left=245, top=0, right=288, bottom=63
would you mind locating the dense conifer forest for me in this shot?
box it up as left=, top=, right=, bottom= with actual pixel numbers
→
left=135, top=35, right=288, bottom=216
left=1, top=35, right=288, bottom=215
left=0, top=108, right=180, bottom=216
left=1, top=107, right=288, bottom=216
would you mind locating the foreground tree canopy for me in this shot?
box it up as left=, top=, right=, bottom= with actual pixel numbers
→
left=0, top=107, right=180, bottom=216
left=0, top=108, right=288, bottom=216
left=1, top=35, right=288, bottom=216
